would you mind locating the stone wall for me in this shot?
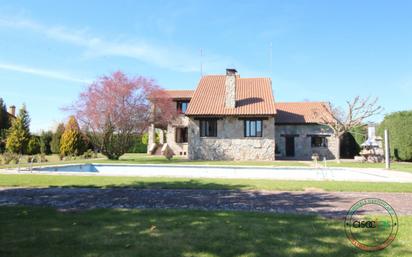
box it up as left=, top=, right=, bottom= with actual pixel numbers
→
left=188, top=117, right=275, bottom=160
left=224, top=75, right=236, bottom=108
left=275, top=124, right=338, bottom=160
left=166, top=115, right=190, bottom=158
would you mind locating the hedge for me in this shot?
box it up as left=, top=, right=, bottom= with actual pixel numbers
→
left=378, top=111, right=412, bottom=161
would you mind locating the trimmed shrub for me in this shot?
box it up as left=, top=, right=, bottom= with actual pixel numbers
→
left=340, top=132, right=359, bottom=159
left=378, top=111, right=412, bottom=161
left=341, top=126, right=367, bottom=158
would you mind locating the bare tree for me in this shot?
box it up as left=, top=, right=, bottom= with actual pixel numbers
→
left=318, top=96, right=383, bottom=162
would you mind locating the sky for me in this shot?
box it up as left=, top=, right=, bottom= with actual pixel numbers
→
left=0, top=0, right=411, bottom=132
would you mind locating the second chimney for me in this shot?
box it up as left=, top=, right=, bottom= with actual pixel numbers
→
left=8, top=105, right=16, bottom=117
left=224, top=68, right=237, bottom=108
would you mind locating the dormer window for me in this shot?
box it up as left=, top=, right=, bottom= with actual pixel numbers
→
left=177, top=101, right=189, bottom=114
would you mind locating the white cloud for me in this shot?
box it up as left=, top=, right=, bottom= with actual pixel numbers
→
left=0, top=17, right=207, bottom=72
left=0, top=62, right=91, bottom=84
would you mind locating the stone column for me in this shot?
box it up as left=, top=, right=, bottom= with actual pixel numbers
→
left=147, top=124, right=155, bottom=154
left=158, top=129, right=165, bottom=145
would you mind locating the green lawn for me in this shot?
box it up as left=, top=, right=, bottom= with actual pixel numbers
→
left=326, top=161, right=412, bottom=173
left=0, top=206, right=410, bottom=257
left=0, top=154, right=104, bottom=169
left=1, top=174, right=412, bottom=192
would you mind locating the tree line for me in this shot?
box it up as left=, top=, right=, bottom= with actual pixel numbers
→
left=1, top=71, right=174, bottom=162
left=0, top=101, right=94, bottom=161
left=3, top=71, right=409, bottom=162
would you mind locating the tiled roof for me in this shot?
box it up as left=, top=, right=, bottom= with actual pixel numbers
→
left=186, top=75, right=276, bottom=116
left=275, top=102, right=330, bottom=124
left=164, top=90, right=194, bottom=99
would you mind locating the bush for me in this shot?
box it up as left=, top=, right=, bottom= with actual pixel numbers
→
left=341, top=126, right=367, bottom=158
left=141, top=132, right=160, bottom=145
left=378, top=111, right=412, bottom=161
left=340, top=132, right=359, bottom=159
left=128, top=135, right=147, bottom=153
left=38, top=154, right=47, bottom=163
left=27, top=155, right=38, bottom=163
left=1, top=152, right=19, bottom=164
left=82, top=149, right=97, bottom=159
left=27, top=136, right=41, bottom=155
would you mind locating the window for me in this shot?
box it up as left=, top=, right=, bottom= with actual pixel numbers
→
left=175, top=127, right=188, bottom=143
left=244, top=120, right=263, bottom=137
left=199, top=119, right=217, bottom=137
left=311, top=136, right=327, bottom=148
left=177, top=101, right=189, bottom=114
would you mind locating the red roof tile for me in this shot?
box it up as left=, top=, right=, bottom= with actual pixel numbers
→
left=275, top=102, right=331, bottom=124
left=186, top=75, right=276, bottom=116
left=164, top=90, right=194, bottom=99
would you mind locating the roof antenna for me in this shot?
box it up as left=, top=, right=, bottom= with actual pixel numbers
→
left=269, top=42, right=273, bottom=78
left=200, top=48, right=203, bottom=77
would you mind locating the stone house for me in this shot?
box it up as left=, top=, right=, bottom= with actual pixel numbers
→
left=148, top=69, right=338, bottom=160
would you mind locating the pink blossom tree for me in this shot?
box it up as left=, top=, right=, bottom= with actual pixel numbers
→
left=69, top=71, right=175, bottom=159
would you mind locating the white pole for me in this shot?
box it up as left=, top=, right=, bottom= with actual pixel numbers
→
left=385, top=129, right=390, bottom=169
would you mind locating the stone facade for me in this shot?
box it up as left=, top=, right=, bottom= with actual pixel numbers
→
left=275, top=124, right=338, bottom=160
left=149, top=119, right=338, bottom=160
left=188, top=117, right=276, bottom=160
left=166, top=115, right=190, bottom=157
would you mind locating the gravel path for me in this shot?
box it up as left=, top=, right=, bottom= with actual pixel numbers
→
left=1, top=187, right=412, bottom=218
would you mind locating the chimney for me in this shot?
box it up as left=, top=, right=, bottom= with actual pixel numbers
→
left=367, top=125, right=376, bottom=140
left=224, top=68, right=237, bottom=108
left=8, top=105, right=16, bottom=116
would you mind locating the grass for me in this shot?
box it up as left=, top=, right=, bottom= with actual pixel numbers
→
left=326, top=161, right=412, bottom=173
left=1, top=173, right=412, bottom=192
left=0, top=206, right=410, bottom=257
left=0, top=154, right=104, bottom=169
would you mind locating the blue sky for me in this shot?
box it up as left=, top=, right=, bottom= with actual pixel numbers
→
left=1, top=0, right=411, bottom=132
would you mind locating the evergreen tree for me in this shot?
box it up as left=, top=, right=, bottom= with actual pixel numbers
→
left=60, top=116, right=85, bottom=156
left=0, top=98, right=10, bottom=131
left=40, top=130, right=53, bottom=155
left=50, top=123, right=65, bottom=154
left=6, top=105, right=31, bottom=154
left=27, top=136, right=41, bottom=155
left=0, top=98, right=11, bottom=153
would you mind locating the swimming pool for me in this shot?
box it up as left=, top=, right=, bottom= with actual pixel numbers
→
left=30, top=163, right=412, bottom=183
